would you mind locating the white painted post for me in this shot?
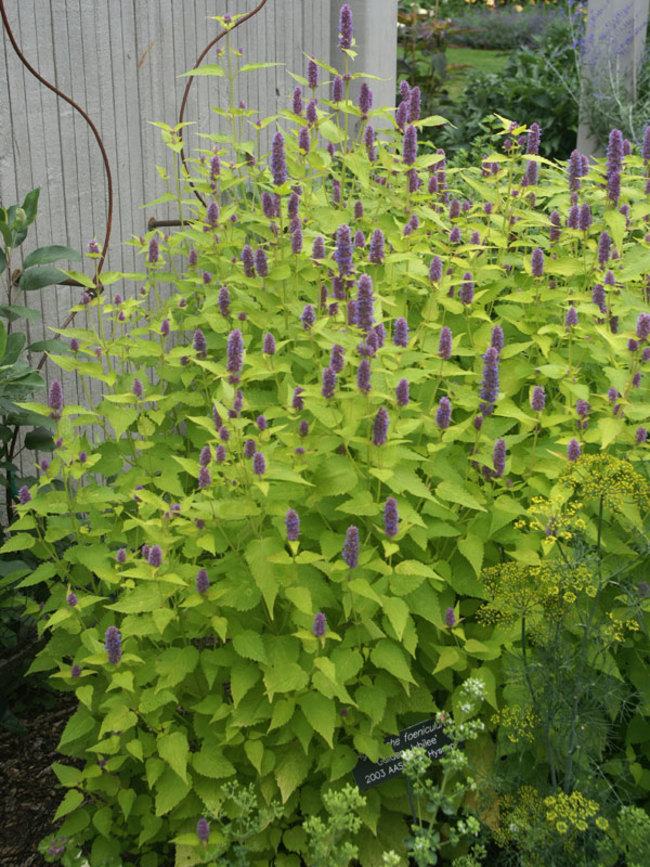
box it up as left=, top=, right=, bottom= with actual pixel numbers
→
left=330, top=0, right=398, bottom=129
left=577, top=0, right=649, bottom=156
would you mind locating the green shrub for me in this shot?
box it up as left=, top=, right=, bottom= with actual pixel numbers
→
left=10, top=8, right=650, bottom=865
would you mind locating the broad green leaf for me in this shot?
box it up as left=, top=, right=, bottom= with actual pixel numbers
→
left=458, top=534, right=484, bottom=578
left=240, top=62, right=282, bottom=72
left=382, top=596, right=410, bottom=641
left=54, top=788, right=84, bottom=820
left=23, top=244, right=80, bottom=268
left=598, top=416, right=626, bottom=450
left=299, top=692, right=336, bottom=747
left=158, top=731, right=190, bottom=784
left=275, top=748, right=310, bottom=803
left=436, top=479, right=486, bottom=512
left=264, top=663, right=309, bottom=698
left=371, top=640, right=415, bottom=686
left=178, top=64, right=225, bottom=77
left=232, top=629, right=268, bottom=664
left=244, top=739, right=264, bottom=773
left=155, top=767, right=191, bottom=815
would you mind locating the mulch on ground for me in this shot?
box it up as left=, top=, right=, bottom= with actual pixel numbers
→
left=0, top=690, right=76, bottom=867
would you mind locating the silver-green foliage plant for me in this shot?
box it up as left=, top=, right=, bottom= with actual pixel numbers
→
left=10, top=4, right=650, bottom=865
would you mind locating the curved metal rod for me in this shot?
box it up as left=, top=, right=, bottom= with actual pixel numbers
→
left=0, top=0, right=113, bottom=279
left=178, top=0, right=270, bottom=206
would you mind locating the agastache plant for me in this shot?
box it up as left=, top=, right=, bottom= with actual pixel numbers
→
left=21, top=22, right=650, bottom=867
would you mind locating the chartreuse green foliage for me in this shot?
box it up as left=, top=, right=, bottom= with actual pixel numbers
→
left=8, top=7, right=650, bottom=866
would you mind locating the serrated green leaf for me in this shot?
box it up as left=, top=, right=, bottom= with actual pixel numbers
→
left=232, top=629, right=269, bottom=664
left=371, top=640, right=415, bottom=686
left=158, top=730, right=190, bottom=784
left=298, top=692, right=336, bottom=747
left=382, top=596, right=410, bottom=640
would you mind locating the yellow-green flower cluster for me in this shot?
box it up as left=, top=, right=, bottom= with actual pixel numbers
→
left=560, top=454, right=650, bottom=512
left=479, top=561, right=596, bottom=623
left=492, top=704, right=539, bottom=744
left=515, top=494, right=587, bottom=547
left=543, top=790, right=605, bottom=835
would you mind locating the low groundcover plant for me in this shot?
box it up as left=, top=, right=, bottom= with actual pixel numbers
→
left=7, top=5, right=649, bottom=865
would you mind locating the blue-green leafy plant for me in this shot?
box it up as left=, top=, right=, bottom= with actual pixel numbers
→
left=0, top=188, right=79, bottom=729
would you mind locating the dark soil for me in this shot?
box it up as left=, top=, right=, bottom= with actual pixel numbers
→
left=0, top=688, right=76, bottom=866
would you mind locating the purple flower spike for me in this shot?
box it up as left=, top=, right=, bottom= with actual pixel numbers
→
left=48, top=380, right=64, bottom=420
left=292, top=86, right=303, bottom=116
left=490, top=325, right=504, bottom=354
left=241, top=244, right=255, bottom=278
left=200, top=445, right=212, bottom=467
left=578, top=203, right=592, bottom=232
left=332, top=75, right=344, bottom=103
left=312, top=236, right=325, bottom=259
left=227, top=329, right=244, bottom=382
left=356, top=274, right=374, bottom=332
left=429, top=256, right=443, bottom=284
left=338, top=3, right=353, bottom=49
left=449, top=226, right=461, bottom=244
left=301, top=304, right=315, bottom=330
left=342, top=526, right=359, bottom=568
left=436, top=396, right=452, bottom=430
left=330, top=344, right=345, bottom=373
left=565, top=306, right=578, bottom=328
left=307, top=57, right=318, bottom=89
left=607, top=128, right=624, bottom=177
left=285, top=509, right=300, bottom=542
left=263, top=333, right=276, bottom=355
left=592, top=284, right=606, bottom=312
left=383, top=497, right=399, bottom=538
left=636, top=313, right=650, bottom=340
left=407, top=85, right=421, bottom=123
left=359, top=82, right=373, bottom=118
left=243, top=439, right=256, bottom=459
left=357, top=359, right=371, bottom=394
left=160, top=318, right=170, bottom=337
left=438, top=327, right=452, bottom=359
left=396, top=378, right=410, bottom=407
left=479, top=347, right=500, bottom=415
left=71, top=664, right=82, bottom=679
left=253, top=452, right=266, bottom=475
left=271, top=131, right=288, bottom=186
left=321, top=367, right=337, bottom=400
left=193, top=329, right=207, bottom=356
left=394, top=317, right=409, bottom=348
left=531, top=386, right=546, bottom=412
left=531, top=247, right=544, bottom=278
left=254, top=248, right=268, bottom=278
left=373, top=406, right=389, bottom=446
left=67, top=592, right=78, bottom=607
left=567, top=439, right=581, bottom=462
left=105, top=626, right=122, bottom=665
left=597, top=232, right=611, bottom=267
left=550, top=210, right=562, bottom=243
left=526, top=122, right=541, bottom=155
left=445, top=607, right=456, bottom=628
left=636, top=427, right=648, bottom=444
left=197, top=818, right=210, bottom=845
left=206, top=202, right=219, bottom=226
left=364, top=124, right=376, bottom=161
left=313, top=611, right=327, bottom=638
left=148, top=545, right=163, bottom=568
left=116, top=548, right=127, bottom=564
left=403, top=124, right=417, bottom=166
left=210, top=153, right=221, bottom=179
left=369, top=229, right=385, bottom=264
left=298, top=126, right=310, bottom=153
left=148, top=236, right=159, bottom=264
left=375, top=323, right=386, bottom=348
left=459, top=272, right=474, bottom=305
left=306, top=99, right=318, bottom=125
left=607, top=170, right=621, bottom=205
left=262, top=192, right=276, bottom=219
left=292, top=386, right=305, bottom=411
left=334, top=224, right=353, bottom=276
left=196, top=569, right=209, bottom=595
left=18, top=485, right=31, bottom=505
left=492, top=438, right=506, bottom=478
left=299, top=419, right=309, bottom=437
